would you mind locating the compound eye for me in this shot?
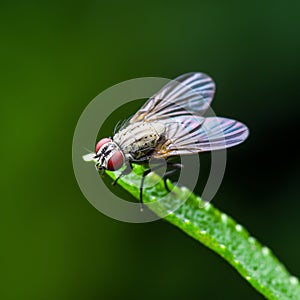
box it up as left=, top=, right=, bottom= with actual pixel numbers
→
left=107, top=151, right=124, bottom=171
left=95, top=138, right=112, bottom=153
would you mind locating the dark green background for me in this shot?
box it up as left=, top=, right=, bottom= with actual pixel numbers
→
left=1, top=1, right=300, bottom=299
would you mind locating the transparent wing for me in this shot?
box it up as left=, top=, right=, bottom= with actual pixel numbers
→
left=130, top=72, right=215, bottom=123
left=153, top=116, right=249, bottom=157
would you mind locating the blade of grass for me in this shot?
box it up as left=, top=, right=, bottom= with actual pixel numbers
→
left=106, top=165, right=300, bottom=300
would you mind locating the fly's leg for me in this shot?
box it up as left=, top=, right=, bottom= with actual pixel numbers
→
left=99, top=168, right=105, bottom=176
left=140, top=169, right=152, bottom=211
left=139, top=163, right=167, bottom=211
left=163, top=163, right=183, bottom=192
left=112, top=162, right=133, bottom=186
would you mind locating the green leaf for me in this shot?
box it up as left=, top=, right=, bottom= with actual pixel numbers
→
left=106, top=165, right=300, bottom=300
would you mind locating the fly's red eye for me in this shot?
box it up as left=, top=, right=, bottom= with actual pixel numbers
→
left=95, top=138, right=112, bottom=153
left=107, top=151, right=124, bottom=171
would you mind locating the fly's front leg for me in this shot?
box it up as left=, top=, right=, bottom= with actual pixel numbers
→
left=139, top=163, right=166, bottom=211
left=112, top=162, right=133, bottom=186
left=163, top=163, right=183, bottom=192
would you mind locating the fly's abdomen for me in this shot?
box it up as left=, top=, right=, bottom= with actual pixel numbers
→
left=113, top=122, right=165, bottom=160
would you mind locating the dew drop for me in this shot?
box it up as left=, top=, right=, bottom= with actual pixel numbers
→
left=248, top=237, right=256, bottom=244
left=221, top=213, right=228, bottom=223
left=235, top=224, right=243, bottom=232
left=290, top=276, right=299, bottom=285
left=204, top=203, right=211, bottom=211
left=181, top=186, right=188, bottom=192
left=262, top=247, right=270, bottom=256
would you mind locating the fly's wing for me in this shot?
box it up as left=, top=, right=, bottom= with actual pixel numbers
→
left=153, top=116, right=249, bottom=157
left=130, top=72, right=215, bottom=123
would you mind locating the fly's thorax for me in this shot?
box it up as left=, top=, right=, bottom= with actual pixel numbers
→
left=113, top=122, right=166, bottom=159
left=95, top=139, right=125, bottom=171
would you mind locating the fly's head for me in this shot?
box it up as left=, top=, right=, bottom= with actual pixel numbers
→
left=94, top=138, right=125, bottom=171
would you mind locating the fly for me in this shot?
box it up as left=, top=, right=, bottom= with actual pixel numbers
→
left=84, top=72, right=249, bottom=208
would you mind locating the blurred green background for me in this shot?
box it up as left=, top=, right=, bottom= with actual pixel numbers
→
left=1, top=0, right=300, bottom=299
